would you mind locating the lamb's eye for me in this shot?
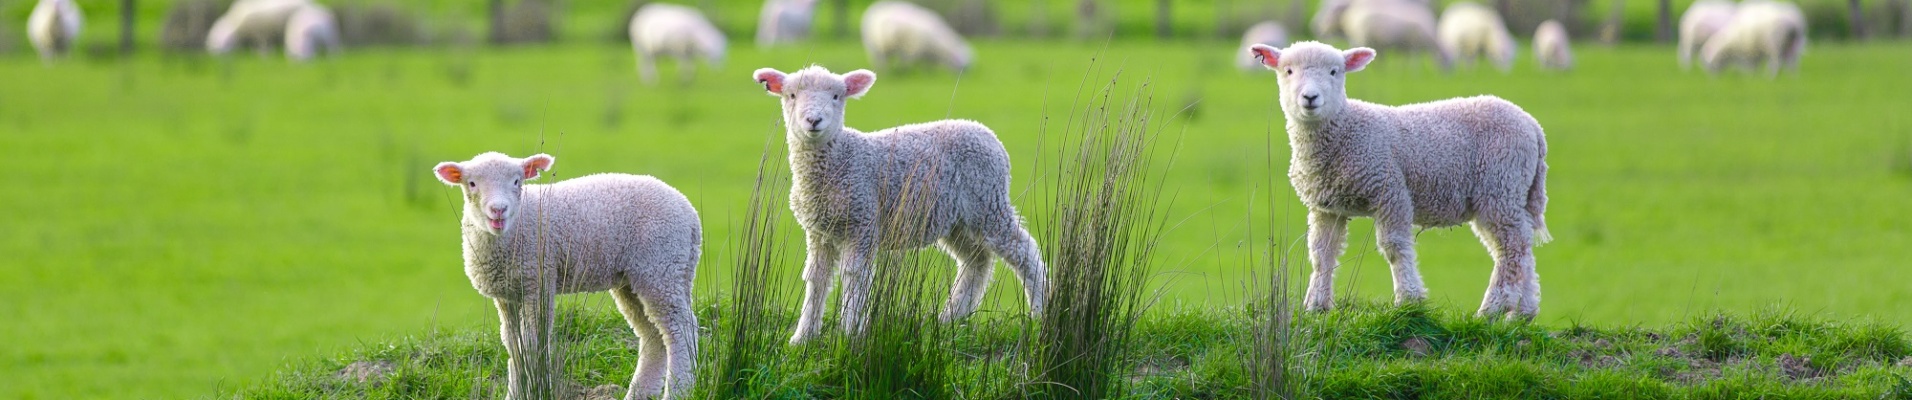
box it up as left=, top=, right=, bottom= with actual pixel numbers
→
left=833, top=94, right=840, bottom=100
left=467, top=181, right=476, bottom=188
left=514, top=179, right=521, bottom=186
left=1331, top=69, right=1338, bottom=76
left=1286, top=68, right=1293, bottom=75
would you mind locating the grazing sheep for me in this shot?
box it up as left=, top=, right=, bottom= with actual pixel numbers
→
left=751, top=66, right=1047, bottom=344
left=283, top=4, right=340, bottom=62
left=1437, top=1, right=1516, bottom=72
left=207, top=0, right=311, bottom=55
left=27, top=0, right=82, bottom=61
left=1679, top=0, right=1738, bottom=70
left=1237, top=21, right=1291, bottom=71
left=756, top=0, right=819, bottom=47
left=861, top=1, right=975, bottom=72
left=1700, top=0, right=1807, bottom=77
left=432, top=152, right=701, bottom=400
left=1313, top=0, right=1452, bottom=71
left=1246, top=41, right=1551, bottom=320
left=1533, top=19, right=1573, bottom=71
left=629, top=3, right=728, bottom=85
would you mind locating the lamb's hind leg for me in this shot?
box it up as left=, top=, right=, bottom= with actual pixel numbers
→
left=611, top=287, right=667, bottom=399
left=1472, top=211, right=1538, bottom=321
left=980, top=216, right=1048, bottom=317
left=640, top=291, right=699, bottom=398
left=939, top=230, right=996, bottom=322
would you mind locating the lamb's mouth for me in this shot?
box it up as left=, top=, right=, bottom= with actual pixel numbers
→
left=487, top=218, right=506, bottom=230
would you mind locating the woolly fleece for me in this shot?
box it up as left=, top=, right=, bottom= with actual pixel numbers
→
left=752, top=65, right=1047, bottom=344
left=1248, top=41, right=1551, bottom=320
left=433, top=152, right=702, bottom=400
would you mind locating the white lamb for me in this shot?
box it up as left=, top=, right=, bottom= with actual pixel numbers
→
left=1699, top=0, right=1807, bottom=77
left=1533, top=19, right=1573, bottom=71
left=26, top=0, right=82, bottom=61
left=629, top=3, right=728, bottom=85
left=1313, top=0, right=1452, bottom=71
left=206, top=0, right=310, bottom=56
left=861, top=1, right=975, bottom=72
left=432, top=152, right=701, bottom=400
left=1678, top=0, right=1738, bottom=70
left=750, top=66, right=1047, bottom=344
left=1237, top=21, right=1291, bottom=71
left=1246, top=42, right=1551, bottom=320
left=1437, top=2, right=1516, bottom=72
left=756, top=0, right=819, bottom=48
left=283, top=3, right=340, bottom=62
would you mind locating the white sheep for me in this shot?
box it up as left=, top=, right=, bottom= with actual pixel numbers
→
left=26, top=0, right=83, bottom=61
left=1533, top=19, right=1573, bottom=71
left=861, top=1, right=975, bottom=72
left=1237, top=21, right=1290, bottom=71
left=756, top=0, right=819, bottom=48
left=1312, top=0, right=1452, bottom=71
left=283, top=3, right=340, bottom=62
left=1437, top=1, right=1516, bottom=72
left=431, top=152, right=701, bottom=400
left=1699, top=0, right=1807, bottom=77
left=629, top=3, right=728, bottom=85
left=750, top=66, right=1047, bottom=344
left=206, top=0, right=310, bottom=56
left=1678, top=0, right=1738, bottom=70
left=1246, top=41, right=1551, bottom=320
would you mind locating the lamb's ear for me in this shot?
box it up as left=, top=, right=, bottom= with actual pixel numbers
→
left=521, top=154, right=555, bottom=180
left=1343, top=47, right=1377, bottom=73
left=433, top=162, right=464, bottom=186
left=753, top=68, right=787, bottom=95
left=842, top=69, right=876, bottom=98
left=1249, top=44, right=1282, bottom=70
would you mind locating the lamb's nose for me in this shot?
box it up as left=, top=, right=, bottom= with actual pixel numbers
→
left=805, top=117, right=822, bottom=128
left=1302, top=94, right=1319, bottom=103
left=489, top=206, right=507, bottom=216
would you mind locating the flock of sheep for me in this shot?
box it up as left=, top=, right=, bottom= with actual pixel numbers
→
left=24, top=0, right=1807, bottom=77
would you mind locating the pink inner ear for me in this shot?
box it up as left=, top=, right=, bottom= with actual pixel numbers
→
left=1344, top=49, right=1377, bottom=72
left=433, top=163, right=463, bottom=185
left=843, top=72, right=875, bottom=97
left=1251, top=45, right=1281, bottom=68
left=521, top=156, right=553, bottom=179
left=754, top=70, right=785, bottom=93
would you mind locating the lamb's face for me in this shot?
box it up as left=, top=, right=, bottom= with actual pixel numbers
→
left=1247, top=41, right=1376, bottom=123
left=752, top=66, right=877, bottom=141
left=432, top=152, right=555, bottom=235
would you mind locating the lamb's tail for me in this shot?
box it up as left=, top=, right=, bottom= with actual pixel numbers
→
left=1527, top=128, right=1552, bottom=245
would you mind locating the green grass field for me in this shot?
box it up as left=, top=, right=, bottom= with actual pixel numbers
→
left=5, top=38, right=1912, bottom=398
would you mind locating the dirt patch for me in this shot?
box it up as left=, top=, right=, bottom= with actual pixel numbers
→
left=1401, top=337, right=1433, bottom=357
left=1777, top=354, right=1821, bottom=381
left=336, top=360, right=397, bottom=386
left=1898, top=356, right=1912, bottom=368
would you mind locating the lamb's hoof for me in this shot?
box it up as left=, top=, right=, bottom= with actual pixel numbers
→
left=1303, top=297, right=1334, bottom=312
left=1393, top=294, right=1429, bottom=306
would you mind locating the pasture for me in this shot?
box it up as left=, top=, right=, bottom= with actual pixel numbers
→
left=4, top=36, right=1911, bottom=398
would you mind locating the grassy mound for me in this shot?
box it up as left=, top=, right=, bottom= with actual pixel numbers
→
left=231, top=301, right=1912, bottom=399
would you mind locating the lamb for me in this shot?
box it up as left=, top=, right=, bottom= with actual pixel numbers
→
left=1312, top=0, right=1452, bottom=71
left=1437, top=1, right=1516, bottom=72
left=750, top=66, right=1047, bottom=344
left=206, top=0, right=310, bottom=56
left=431, top=152, right=701, bottom=400
left=861, top=1, right=975, bottom=72
left=1237, top=21, right=1291, bottom=71
left=1533, top=19, right=1573, bottom=71
left=283, top=3, right=340, bottom=62
left=26, top=0, right=83, bottom=61
left=1699, top=0, right=1807, bottom=77
left=1678, top=0, right=1738, bottom=70
left=1245, top=41, right=1551, bottom=320
left=629, top=3, right=728, bottom=85
left=756, top=0, right=819, bottom=48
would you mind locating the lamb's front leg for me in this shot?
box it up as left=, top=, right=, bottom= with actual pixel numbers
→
left=494, top=299, right=527, bottom=400
left=1305, top=211, right=1350, bottom=311
left=1375, top=204, right=1429, bottom=305
left=791, top=233, right=839, bottom=345
left=837, top=236, right=878, bottom=336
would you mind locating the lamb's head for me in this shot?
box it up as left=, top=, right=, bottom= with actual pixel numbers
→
left=432, top=152, right=555, bottom=235
left=1248, top=41, right=1376, bottom=123
left=752, top=66, right=877, bottom=142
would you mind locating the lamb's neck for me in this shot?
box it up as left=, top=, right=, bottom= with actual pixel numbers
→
left=787, top=127, right=865, bottom=182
